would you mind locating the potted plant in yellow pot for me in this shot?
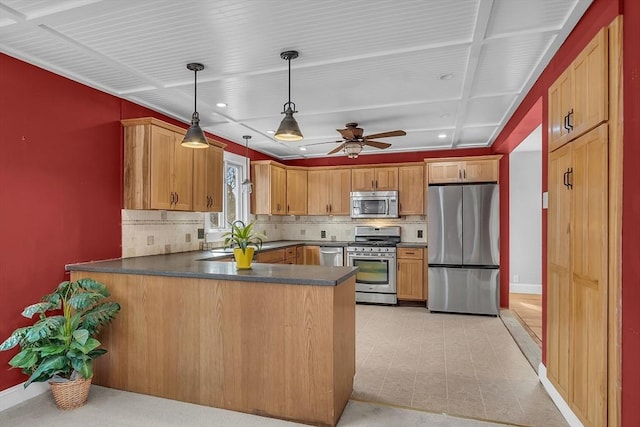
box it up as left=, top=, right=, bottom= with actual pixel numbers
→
left=222, top=220, right=264, bottom=269
left=0, top=278, right=120, bottom=410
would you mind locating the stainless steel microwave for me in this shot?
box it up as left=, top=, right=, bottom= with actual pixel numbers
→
left=350, top=191, right=399, bottom=218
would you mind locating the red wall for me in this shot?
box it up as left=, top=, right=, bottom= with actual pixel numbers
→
left=0, top=55, right=123, bottom=389
left=621, top=0, right=640, bottom=424
left=0, top=54, right=273, bottom=391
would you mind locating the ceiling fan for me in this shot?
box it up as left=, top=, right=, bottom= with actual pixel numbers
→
left=323, top=123, right=406, bottom=158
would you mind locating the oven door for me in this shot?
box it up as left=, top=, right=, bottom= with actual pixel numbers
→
left=347, top=252, right=397, bottom=303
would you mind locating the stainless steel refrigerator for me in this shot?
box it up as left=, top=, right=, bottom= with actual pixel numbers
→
left=427, top=184, right=500, bottom=315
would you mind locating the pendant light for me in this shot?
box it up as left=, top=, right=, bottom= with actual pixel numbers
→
left=241, top=135, right=253, bottom=194
left=274, top=50, right=303, bottom=141
left=181, top=63, right=209, bottom=148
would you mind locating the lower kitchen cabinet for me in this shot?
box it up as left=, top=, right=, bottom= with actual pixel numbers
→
left=396, top=247, right=426, bottom=301
left=303, top=246, right=320, bottom=265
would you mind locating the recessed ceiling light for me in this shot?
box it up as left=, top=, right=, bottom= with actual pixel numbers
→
left=267, top=130, right=275, bottom=134
left=215, top=102, right=227, bottom=108
left=299, top=147, right=307, bottom=151
left=439, top=73, right=454, bottom=81
left=438, top=133, right=447, bottom=139
left=440, top=113, right=450, bottom=119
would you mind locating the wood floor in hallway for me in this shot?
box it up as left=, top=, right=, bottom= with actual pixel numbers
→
left=509, top=293, right=542, bottom=346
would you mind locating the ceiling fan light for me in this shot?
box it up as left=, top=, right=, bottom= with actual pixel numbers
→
left=181, top=112, right=209, bottom=148
left=344, top=141, right=362, bottom=158
left=274, top=105, right=303, bottom=141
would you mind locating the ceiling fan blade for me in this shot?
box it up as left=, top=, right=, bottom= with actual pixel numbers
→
left=363, top=140, right=392, bottom=149
left=364, top=130, right=406, bottom=140
left=301, top=140, right=342, bottom=147
left=337, top=128, right=355, bottom=140
left=327, top=143, right=346, bottom=155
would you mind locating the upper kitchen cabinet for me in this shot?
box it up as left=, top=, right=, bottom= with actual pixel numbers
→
left=426, top=156, right=500, bottom=184
left=123, top=118, right=193, bottom=211
left=193, top=144, right=224, bottom=212
left=398, top=164, right=424, bottom=215
left=307, top=168, right=351, bottom=215
left=251, top=161, right=287, bottom=215
left=548, top=27, right=608, bottom=152
left=351, top=167, right=398, bottom=191
left=286, top=168, right=307, bottom=215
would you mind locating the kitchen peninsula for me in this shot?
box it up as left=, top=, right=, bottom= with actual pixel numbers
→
left=67, top=251, right=357, bottom=427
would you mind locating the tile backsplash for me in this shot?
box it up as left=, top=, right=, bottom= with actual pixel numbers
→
left=123, top=210, right=427, bottom=258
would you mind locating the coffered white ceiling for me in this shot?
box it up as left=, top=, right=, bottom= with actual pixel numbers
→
left=0, top=0, right=592, bottom=160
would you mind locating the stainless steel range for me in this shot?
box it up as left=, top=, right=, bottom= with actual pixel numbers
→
left=347, top=226, right=401, bottom=305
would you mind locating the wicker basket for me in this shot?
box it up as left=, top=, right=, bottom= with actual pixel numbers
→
left=49, top=375, right=92, bottom=410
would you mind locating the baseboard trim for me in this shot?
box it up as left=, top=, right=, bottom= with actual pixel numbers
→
left=0, top=381, right=48, bottom=412
left=510, top=283, right=542, bottom=294
left=538, top=363, right=583, bottom=427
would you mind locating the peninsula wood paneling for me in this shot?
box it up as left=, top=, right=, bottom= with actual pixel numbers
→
left=70, top=271, right=355, bottom=427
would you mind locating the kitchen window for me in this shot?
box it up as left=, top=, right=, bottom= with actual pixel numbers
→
left=204, top=151, right=249, bottom=237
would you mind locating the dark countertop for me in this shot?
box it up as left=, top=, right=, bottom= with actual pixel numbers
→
left=396, top=242, right=428, bottom=248
left=66, top=248, right=357, bottom=286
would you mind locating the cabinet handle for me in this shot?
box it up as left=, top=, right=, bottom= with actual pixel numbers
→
left=329, top=204, right=332, bottom=213
left=567, top=109, right=574, bottom=131
left=175, top=192, right=179, bottom=204
left=458, top=170, right=462, bottom=180
left=371, top=180, right=374, bottom=189
left=567, top=167, right=573, bottom=189
left=375, top=179, right=378, bottom=189
left=326, top=204, right=329, bottom=213
left=463, top=169, right=466, bottom=179
left=405, top=252, right=415, bottom=255
left=287, top=204, right=290, bottom=213
left=563, top=170, right=569, bottom=188
left=563, top=114, right=569, bottom=132
left=170, top=192, right=175, bottom=205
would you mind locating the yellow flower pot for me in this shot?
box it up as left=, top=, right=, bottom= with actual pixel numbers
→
left=233, top=247, right=255, bottom=269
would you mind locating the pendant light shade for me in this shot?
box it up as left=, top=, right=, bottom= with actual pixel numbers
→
left=274, top=51, right=303, bottom=142
left=181, top=63, right=209, bottom=148
left=241, top=135, right=253, bottom=194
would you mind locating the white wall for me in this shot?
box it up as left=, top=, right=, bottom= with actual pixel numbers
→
left=509, top=126, right=542, bottom=294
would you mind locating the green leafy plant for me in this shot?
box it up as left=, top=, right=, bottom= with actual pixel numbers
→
left=222, top=220, right=264, bottom=254
left=0, top=278, right=120, bottom=387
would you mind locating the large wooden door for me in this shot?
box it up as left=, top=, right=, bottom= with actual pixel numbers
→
left=547, top=143, right=573, bottom=399
left=569, top=125, right=608, bottom=427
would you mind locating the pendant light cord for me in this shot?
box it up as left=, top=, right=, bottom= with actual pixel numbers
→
left=194, top=68, right=198, bottom=113
left=287, top=57, right=291, bottom=105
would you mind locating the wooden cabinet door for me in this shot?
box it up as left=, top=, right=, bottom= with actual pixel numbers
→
left=546, top=143, right=573, bottom=399
left=171, top=135, right=194, bottom=211
left=307, top=170, right=330, bottom=215
left=463, top=159, right=498, bottom=182
left=428, top=162, right=461, bottom=184
left=269, top=165, right=287, bottom=215
left=303, top=246, right=320, bottom=265
left=398, top=165, right=424, bottom=215
left=397, top=248, right=424, bottom=300
left=568, top=125, right=608, bottom=427
left=351, top=168, right=375, bottom=191
left=208, top=147, right=224, bottom=212
left=286, top=169, right=307, bottom=215
left=193, top=146, right=223, bottom=212
left=571, top=28, right=608, bottom=142
left=548, top=68, right=573, bottom=152
left=149, top=126, right=177, bottom=210
left=328, top=169, right=351, bottom=215
left=374, top=167, right=398, bottom=190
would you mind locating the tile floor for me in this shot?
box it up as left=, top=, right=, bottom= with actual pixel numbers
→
left=352, top=304, right=567, bottom=427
